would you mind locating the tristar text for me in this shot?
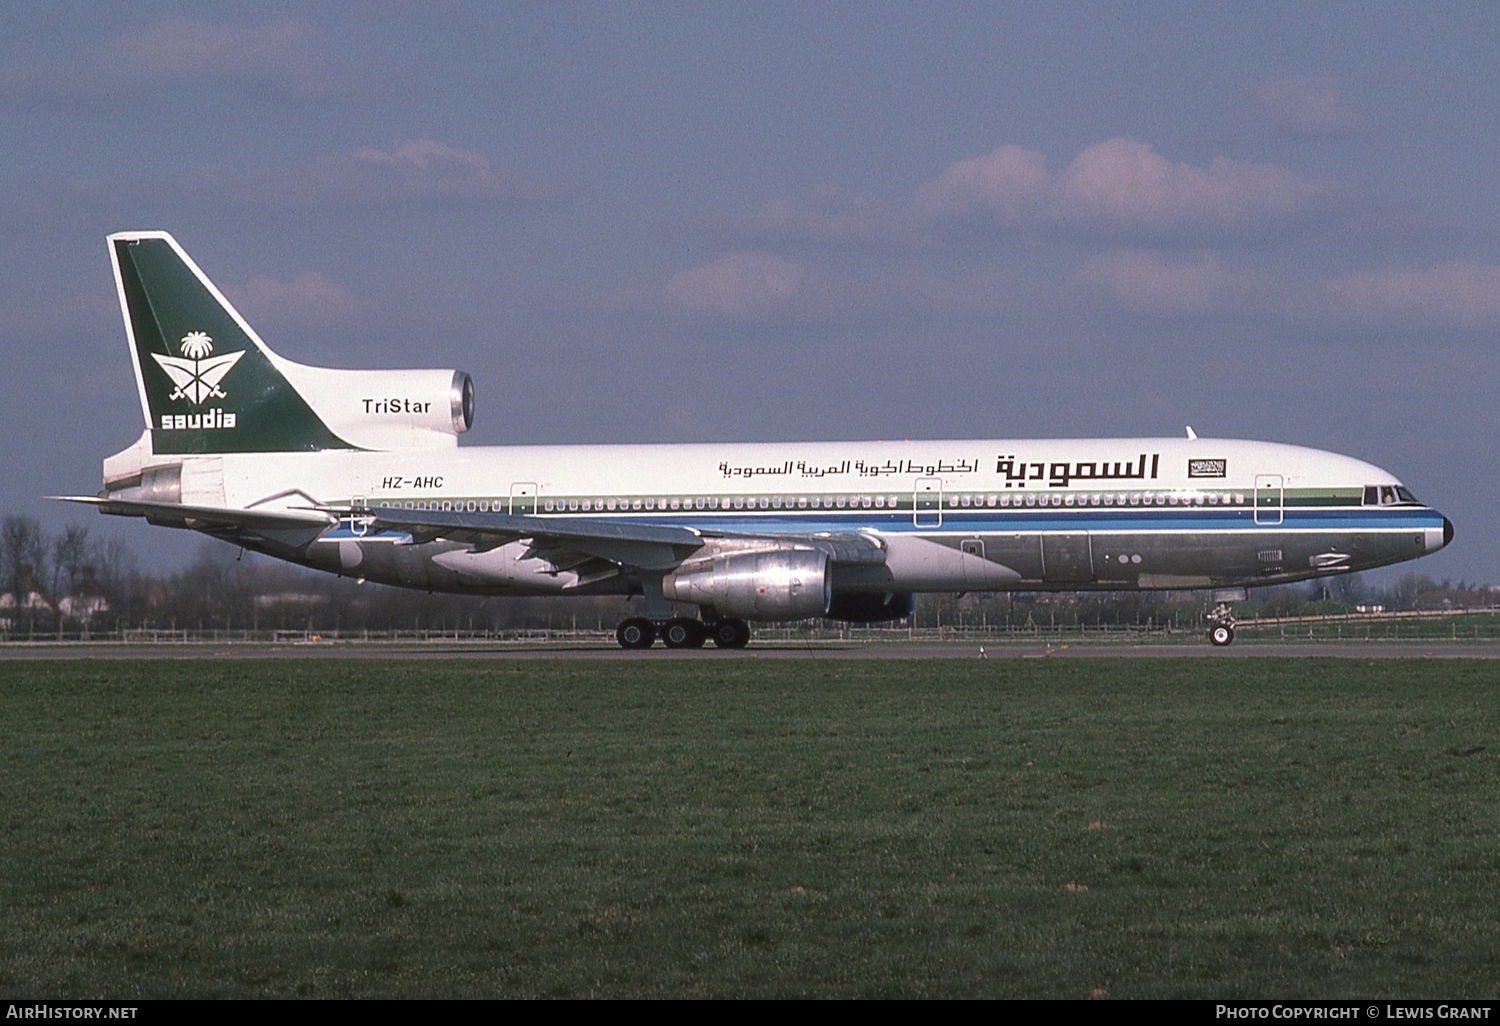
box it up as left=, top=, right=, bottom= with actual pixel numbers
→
left=363, top=398, right=433, bottom=414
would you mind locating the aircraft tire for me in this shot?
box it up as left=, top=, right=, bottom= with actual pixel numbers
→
left=662, top=617, right=706, bottom=649
left=616, top=617, right=656, bottom=649
left=1209, top=624, right=1235, bottom=647
left=710, top=618, right=751, bottom=649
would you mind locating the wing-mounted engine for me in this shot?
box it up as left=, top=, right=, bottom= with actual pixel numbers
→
left=275, top=364, right=473, bottom=451
left=662, top=550, right=831, bottom=621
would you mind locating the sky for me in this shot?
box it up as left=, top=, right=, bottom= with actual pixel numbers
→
left=2, top=2, right=1496, bottom=584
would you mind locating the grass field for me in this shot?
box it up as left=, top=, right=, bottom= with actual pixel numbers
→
left=2, top=658, right=1497, bottom=998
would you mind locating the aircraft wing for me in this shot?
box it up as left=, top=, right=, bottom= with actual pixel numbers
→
left=355, top=506, right=887, bottom=574
left=360, top=507, right=704, bottom=571
left=53, top=496, right=887, bottom=580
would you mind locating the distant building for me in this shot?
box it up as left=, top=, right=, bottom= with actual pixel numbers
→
left=0, top=589, right=54, bottom=612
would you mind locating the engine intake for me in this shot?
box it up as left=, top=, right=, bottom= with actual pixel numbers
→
left=663, top=550, right=831, bottom=621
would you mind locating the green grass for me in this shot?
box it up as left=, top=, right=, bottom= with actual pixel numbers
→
left=2, top=658, right=1498, bottom=998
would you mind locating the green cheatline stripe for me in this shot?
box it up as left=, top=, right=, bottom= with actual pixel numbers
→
left=354, top=487, right=1368, bottom=515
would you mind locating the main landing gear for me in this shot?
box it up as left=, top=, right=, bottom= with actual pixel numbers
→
left=1206, top=602, right=1236, bottom=647
left=614, top=617, right=751, bottom=650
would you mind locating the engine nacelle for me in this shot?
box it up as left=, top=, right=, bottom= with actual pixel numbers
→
left=825, top=591, right=915, bottom=623
left=662, top=550, right=831, bottom=621
left=277, top=363, right=474, bottom=451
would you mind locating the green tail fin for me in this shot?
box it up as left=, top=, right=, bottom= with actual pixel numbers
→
left=110, top=232, right=355, bottom=454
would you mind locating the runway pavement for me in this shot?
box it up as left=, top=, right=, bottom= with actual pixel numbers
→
left=3, top=641, right=1499, bottom=660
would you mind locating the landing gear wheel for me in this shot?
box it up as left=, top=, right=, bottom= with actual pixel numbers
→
left=709, top=618, right=751, bottom=649
left=616, top=617, right=656, bottom=649
left=661, top=617, right=706, bottom=649
left=1205, top=600, right=1237, bottom=648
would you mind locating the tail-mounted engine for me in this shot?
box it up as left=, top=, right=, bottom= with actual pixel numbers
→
left=281, top=366, right=474, bottom=451
left=662, top=550, right=831, bottom=621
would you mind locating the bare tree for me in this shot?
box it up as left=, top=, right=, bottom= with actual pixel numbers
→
left=1, top=515, right=50, bottom=633
left=51, top=524, right=90, bottom=599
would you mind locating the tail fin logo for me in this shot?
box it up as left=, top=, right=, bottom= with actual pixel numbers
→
left=150, top=332, right=244, bottom=406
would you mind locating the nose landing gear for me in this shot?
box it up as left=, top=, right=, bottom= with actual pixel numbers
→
left=1206, top=602, right=1237, bottom=647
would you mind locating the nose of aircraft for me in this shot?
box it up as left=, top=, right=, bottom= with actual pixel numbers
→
left=1426, top=515, right=1454, bottom=553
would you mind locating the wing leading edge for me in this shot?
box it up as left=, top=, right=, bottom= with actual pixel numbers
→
left=353, top=506, right=888, bottom=576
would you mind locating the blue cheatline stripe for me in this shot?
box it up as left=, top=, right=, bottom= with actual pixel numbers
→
left=613, top=508, right=1441, bottom=531
left=326, top=506, right=1443, bottom=541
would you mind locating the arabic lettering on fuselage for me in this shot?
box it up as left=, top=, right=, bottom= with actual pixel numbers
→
left=718, top=458, right=980, bottom=480
left=996, top=453, right=1161, bottom=489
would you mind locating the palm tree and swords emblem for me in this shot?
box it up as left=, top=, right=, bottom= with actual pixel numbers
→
left=150, top=332, right=244, bottom=405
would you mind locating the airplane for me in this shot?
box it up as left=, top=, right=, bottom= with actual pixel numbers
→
left=59, top=231, right=1453, bottom=648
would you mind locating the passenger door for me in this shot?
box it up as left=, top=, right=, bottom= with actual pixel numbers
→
left=914, top=478, right=942, bottom=528
left=510, top=482, right=537, bottom=515
left=1254, top=474, right=1283, bottom=525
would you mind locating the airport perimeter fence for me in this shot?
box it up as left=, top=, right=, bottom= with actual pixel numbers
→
left=3, top=609, right=1500, bottom=646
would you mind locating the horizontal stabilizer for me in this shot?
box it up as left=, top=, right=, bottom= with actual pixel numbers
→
left=53, top=495, right=335, bottom=554
left=54, top=495, right=334, bottom=527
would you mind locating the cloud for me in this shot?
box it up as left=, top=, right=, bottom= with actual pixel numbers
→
left=0, top=140, right=545, bottom=217
left=222, top=273, right=372, bottom=331
left=734, top=139, right=1334, bottom=246
left=721, top=186, right=903, bottom=244
left=1, top=291, right=117, bottom=337
left=661, top=251, right=821, bottom=321
left=1071, top=249, right=1269, bottom=317
left=326, top=139, right=537, bottom=203
left=1321, top=261, right=1500, bottom=328
left=0, top=16, right=326, bottom=101
left=917, top=138, right=1333, bottom=238
left=606, top=251, right=1018, bottom=325
left=1073, top=251, right=1500, bottom=330
left=176, top=139, right=545, bottom=208
left=1255, top=76, right=1358, bottom=137
left=913, top=144, right=1051, bottom=223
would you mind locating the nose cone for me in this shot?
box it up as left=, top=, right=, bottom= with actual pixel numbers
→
left=1426, top=516, right=1454, bottom=553
left=1443, top=515, right=1455, bottom=548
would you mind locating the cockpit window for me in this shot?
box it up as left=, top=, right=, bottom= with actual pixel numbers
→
left=1364, top=484, right=1420, bottom=505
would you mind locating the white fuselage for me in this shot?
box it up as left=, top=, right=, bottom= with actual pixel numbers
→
left=106, top=434, right=1449, bottom=598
